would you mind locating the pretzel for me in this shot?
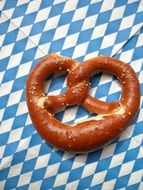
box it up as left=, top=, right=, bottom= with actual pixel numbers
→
left=26, top=54, right=140, bottom=153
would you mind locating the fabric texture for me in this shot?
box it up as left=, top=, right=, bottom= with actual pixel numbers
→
left=0, top=0, right=143, bottom=189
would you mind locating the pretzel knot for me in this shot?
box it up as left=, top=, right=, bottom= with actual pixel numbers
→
left=26, top=54, right=140, bottom=153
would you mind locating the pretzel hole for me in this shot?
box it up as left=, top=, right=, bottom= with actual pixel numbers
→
left=44, top=72, right=67, bottom=95
left=89, top=72, right=122, bottom=102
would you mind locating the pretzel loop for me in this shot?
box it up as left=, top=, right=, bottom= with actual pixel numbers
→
left=26, top=54, right=140, bottom=153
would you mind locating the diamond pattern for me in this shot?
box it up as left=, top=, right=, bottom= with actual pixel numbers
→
left=0, top=0, right=143, bottom=189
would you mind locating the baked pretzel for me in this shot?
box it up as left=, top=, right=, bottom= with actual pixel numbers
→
left=26, top=54, right=140, bottom=153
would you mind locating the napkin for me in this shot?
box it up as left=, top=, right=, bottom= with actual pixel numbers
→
left=0, top=0, right=143, bottom=189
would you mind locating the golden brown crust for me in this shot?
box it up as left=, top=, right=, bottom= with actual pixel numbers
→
left=26, top=54, right=140, bottom=153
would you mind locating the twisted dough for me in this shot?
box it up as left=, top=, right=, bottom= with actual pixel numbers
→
left=26, top=54, right=140, bottom=153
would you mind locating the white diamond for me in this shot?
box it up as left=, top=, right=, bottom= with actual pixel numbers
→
left=8, top=163, right=23, bottom=178
left=54, top=172, right=70, bottom=187
left=119, top=125, right=135, bottom=142
left=62, top=33, right=79, bottom=49
left=38, top=43, right=50, bottom=55
left=25, top=0, right=41, bottom=15
left=44, top=163, right=60, bottom=178
left=102, top=179, right=116, bottom=190
left=16, top=101, right=28, bottom=116
left=91, top=23, right=108, bottom=40
left=101, top=32, right=117, bottom=49
left=109, top=80, right=121, bottom=95
left=29, top=181, right=42, bottom=190
left=100, top=0, right=115, bottom=12
left=25, top=114, right=32, bottom=125
left=7, top=52, right=23, bottom=69
left=6, top=20, right=17, bottom=33
left=91, top=171, right=107, bottom=186
left=16, top=137, right=31, bottom=152
left=109, top=152, right=126, bottom=168
left=62, top=152, right=74, bottom=161
left=62, top=106, right=77, bottom=123
left=128, top=134, right=143, bottom=150
left=16, top=29, right=27, bottom=41
left=44, top=15, right=60, bottom=31
left=16, top=61, right=32, bottom=78
left=20, top=25, right=33, bottom=37
left=25, top=145, right=41, bottom=161
left=120, top=49, right=134, bottom=63
left=11, top=16, right=23, bottom=29
left=25, top=38, right=36, bottom=50
left=129, top=23, right=143, bottom=38
left=131, top=59, right=142, bottom=72
left=8, top=127, right=23, bottom=144
left=73, top=42, right=89, bottom=58
left=0, top=12, right=8, bottom=24
left=0, top=80, right=14, bottom=97
left=99, top=72, right=113, bottom=85
left=53, top=24, right=70, bottom=41
left=72, top=6, right=88, bottom=22
left=0, top=118, right=14, bottom=134
left=63, top=0, right=78, bottom=13
left=119, top=160, right=135, bottom=177
left=7, top=90, right=23, bottom=106
left=0, top=155, right=13, bottom=169
left=72, top=154, right=87, bottom=169
left=0, top=43, right=14, bottom=59
left=35, top=154, right=50, bottom=169
left=81, top=162, right=97, bottom=178
left=119, top=14, right=135, bottom=30
left=111, top=42, right=125, bottom=56
left=110, top=6, right=126, bottom=21
left=82, top=15, right=98, bottom=30
left=128, top=169, right=143, bottom=185
left=25, top=33, right=42, bottom=50
left=65, top=180, right=79, bottom=190
left=17, top=172, right=32, bottom=187
left=34, top=48, right=45, bottom=59
left=100, top=143, right=116, bottom=160
left=35, top=7, right=51, bottom=23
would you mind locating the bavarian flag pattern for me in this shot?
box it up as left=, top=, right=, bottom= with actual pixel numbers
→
left=0, top=0, right=143, bottom=189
